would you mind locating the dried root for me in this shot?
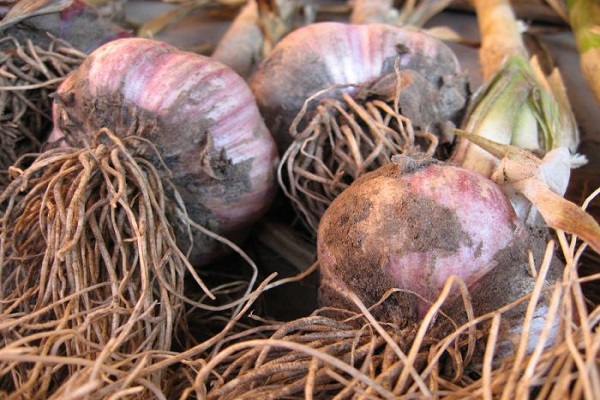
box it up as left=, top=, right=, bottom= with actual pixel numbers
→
left=0, top=128, right=205, bottom=397
left=279, top=89, right=439, bottom=233
left=191, top=311, right=439, bottom=399
left=0, top=35, right=85, bottom=188
left=184, top=213, right=600, bottom=399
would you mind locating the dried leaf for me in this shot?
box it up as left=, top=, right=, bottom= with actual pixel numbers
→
left=513, top=176, right=600, bottom=254
left=0, top=0, right=72, bottom=30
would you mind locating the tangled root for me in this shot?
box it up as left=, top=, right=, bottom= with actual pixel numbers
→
left=279, top=90, right=439, bottom=233
left=0, top=129, right=205, bottom=396
left=0, top=35, right=85, bottom=187
left=185, top=234, right=599, bottom=399
left=188, top=305, right=462, bottom=399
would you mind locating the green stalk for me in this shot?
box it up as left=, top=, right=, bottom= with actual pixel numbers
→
left=452, top=55, right=580, bottom=178
left=567, top=0, right=600, bottom=103
left=453, top=0, right=581, bottom=177
left=453, top=0, right=600, bottom=252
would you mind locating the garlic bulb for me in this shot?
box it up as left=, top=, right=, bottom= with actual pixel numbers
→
left=318, top=154, right=525, bottom=323
left=250, top=21, right=469, bottom=232
left=250, top=21, right=469, bottom=152
left=51, top=37, right=279, bottom=266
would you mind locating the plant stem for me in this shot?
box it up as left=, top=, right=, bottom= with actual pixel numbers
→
left=212, top=0, right=262, bottom=79
left=350, top=0, right=397, bottom=25
left=213, top=0, right=299, bottom=79
left=472, top=0, right=528, bottom=80
left=567, top=0, right=600, bottom=102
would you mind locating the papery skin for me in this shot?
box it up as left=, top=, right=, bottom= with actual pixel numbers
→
left=51, top=38, right=279, bottom=266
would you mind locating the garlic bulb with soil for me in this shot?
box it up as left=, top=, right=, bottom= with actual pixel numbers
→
left=317, top=154, right=528, bottom=324
left=250, top=22, right=469, bottom=232
left=50, top=37, right=279, bottom=266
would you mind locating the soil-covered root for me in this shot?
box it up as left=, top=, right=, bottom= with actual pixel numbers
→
left=0, top=34, right=85, bottom=189
left=0, top=128, right=208, bottom=397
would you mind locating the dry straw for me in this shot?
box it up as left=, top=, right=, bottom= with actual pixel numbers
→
left=0, top=34, right=85, bottom=188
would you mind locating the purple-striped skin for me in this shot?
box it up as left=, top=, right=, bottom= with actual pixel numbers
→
left=51, top=38, right=279, bottom=266
left=250, top=22, right=468, bottom=152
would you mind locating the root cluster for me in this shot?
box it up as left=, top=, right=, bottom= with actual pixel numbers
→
left=280, top=90, right=438, bottom=233
left=0, top=129, right=198, bottom=396
left=186, top=235, right=599, bottom=399
left=0, top=35, right=85, bottom=187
